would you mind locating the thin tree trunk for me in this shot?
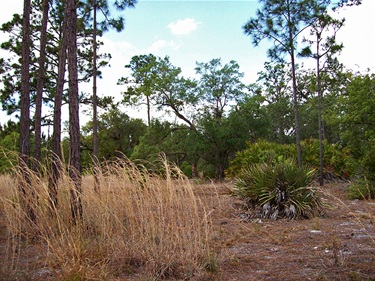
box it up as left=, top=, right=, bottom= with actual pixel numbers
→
left=147, top=95, right=151, bottom=126
left=92, top=1, right=100, bottom=193
left=19, top=0, right=36, bottom=222
left=66, top=0, right=82, bottom=223
left=48, top=1, right=67, bottom=212
left=192, top=162, right=198, bottom=178
left=289, top=33, right=302, bottom=167
left=291, top=56, right=302, bottom=167
left=34, top=0, right=50, bottom=173
left=317, top=34, right=324, bottom=186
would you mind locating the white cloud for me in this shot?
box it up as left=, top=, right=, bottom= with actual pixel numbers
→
left=145, top=39, right=181, bottom=54
left=167, top=18, right=201, bottom=36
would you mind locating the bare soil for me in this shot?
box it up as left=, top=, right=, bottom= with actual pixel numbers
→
left=204, top=182, right=375, bottom=281
left=1, top=182, right=374, bottom=280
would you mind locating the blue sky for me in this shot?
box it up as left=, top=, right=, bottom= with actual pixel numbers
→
left=100, top=1, right=268, bottom=82
left=0, top=0, right=374, bottom=124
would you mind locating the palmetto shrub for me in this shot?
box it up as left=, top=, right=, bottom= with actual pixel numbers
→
left=233, top=159, right=327, bottom=220
left=227, top=139, right=353, bottom=180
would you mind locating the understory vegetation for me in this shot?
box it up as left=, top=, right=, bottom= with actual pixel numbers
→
left=0, top=156, right=215, bottom=280
left=233, top=159, right=327, bottom=220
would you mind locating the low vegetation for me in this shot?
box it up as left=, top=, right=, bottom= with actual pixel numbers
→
left=233, top=159, right=327, bottom=220
left=227, top=139, right=352, bottom=180
left=0, top=156, right=215, bottom=280
left=0, top=156, right=375, bottom=280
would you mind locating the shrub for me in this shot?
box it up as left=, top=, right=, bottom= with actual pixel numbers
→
left=347, top=178, right=375, bottom=200
left=227, top=139, right=353, bottom=181
left=226, top=139, right=294, bottom=178
left=301, top=139, right=353, bottom=180
left=233, top=159, right=326, bottom=220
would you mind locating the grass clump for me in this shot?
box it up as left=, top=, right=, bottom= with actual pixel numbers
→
left=0, top=155, right=214, bottom=280
left=233, top=159, right=327, bottom=220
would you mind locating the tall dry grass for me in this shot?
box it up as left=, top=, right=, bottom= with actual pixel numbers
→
left=0, top=154, right=215, bottom=280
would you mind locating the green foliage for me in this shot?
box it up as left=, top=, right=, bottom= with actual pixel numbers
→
left=227, top=139, right=352, bottom=180
left=130, top=119, right=191, bottom=173
left=301, top=139, right=353, bottom=179
left=255, top=62, right=295, bottom=143
left=0, top=0, right=113, bottom=117
left=233, top=159, right=326, bottom=220
left=0, top=121, right=19, bottom=173
left=326, top=73, right=375, bottom=196
left=0, top=132, right=19, bottom=173
left=81, top=108, right=147, bottom=168
left=119, top=54, right=198, bottom=128
left=226, top=140, right=294, bottom=178
left=347, top=178, right=375, bottom=200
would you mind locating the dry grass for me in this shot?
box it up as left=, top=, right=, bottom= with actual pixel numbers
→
left=0, top=155, right=215, bottom=280
left=1, top=158, right=375, bottom=280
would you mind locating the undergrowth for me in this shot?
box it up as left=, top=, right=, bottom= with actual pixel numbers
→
left=0, top=154, right=215, bottom=280
left=233, top=159, right=327, bottom=220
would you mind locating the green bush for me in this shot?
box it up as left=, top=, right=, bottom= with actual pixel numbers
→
left=233, top=159, right=326, bottom=220
left=226, top=139, right=294, bottom=178
left=301, top=139, right=353, bottom=180
left=227, top=139, right=353, bottom=180
left=347, top=178, right=375, bottom=200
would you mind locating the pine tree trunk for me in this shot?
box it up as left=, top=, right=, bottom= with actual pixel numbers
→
left=289, top=27, right=302, bottom=167
left=20, top=0, right=31, bottom=169
left=317, top=34, right=324, bottom=186
left=34, top=0, right=50, bottom=173
left=66, top=0, right=82, bottom=223
left=19, top=0, right=36, bottom=222
left=93, top=1, right=100, bottom=193
left=48, top=1, right=67, bottom=212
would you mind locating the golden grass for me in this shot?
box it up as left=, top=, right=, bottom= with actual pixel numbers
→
left=0, top=155, right=215, bottom=280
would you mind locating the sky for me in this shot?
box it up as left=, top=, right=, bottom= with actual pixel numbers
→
left=0, top=0, right=374, bottom=126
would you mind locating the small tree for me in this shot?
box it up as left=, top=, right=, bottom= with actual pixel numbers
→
left=300, top=11, right=344, bottom=185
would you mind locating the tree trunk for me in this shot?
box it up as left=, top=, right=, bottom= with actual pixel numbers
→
left=289, top=28, right=302, bottom=167
left=66, top=0, right=82, bottom=223
left=20, top=0, right=31, bottom=169
left=317, top=34, right=324, bottom=186
left=19, top=0, right=36, bottom=222
left=147, top=95, right=151, bottom=126
left=48, top=1, right=68, bottom=212
left=33, top=0, right=50, bottom=173
left=192, top=162, right=198, bottom=178
left=92, top=1, right=100, bottom=193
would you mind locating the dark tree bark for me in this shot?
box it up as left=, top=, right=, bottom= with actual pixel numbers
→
left=48, top=0, right=68, bottom=212
left=20, top=0, right=31, bottom=168
left=19, top=0, right=36, bottom=222
left=66, top=0, right=82, bottom=222
left=33, top=0, right=50, bottom=173
left=317, top=38, right=324, bottom=186
left=92, top=0, right=100, bottom=192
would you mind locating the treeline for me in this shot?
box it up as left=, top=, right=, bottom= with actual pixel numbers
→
left=2, top=58, right=374, bottom=184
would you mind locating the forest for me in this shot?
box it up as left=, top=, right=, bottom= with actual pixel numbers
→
left=0, top=0, right=374, bottom=280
